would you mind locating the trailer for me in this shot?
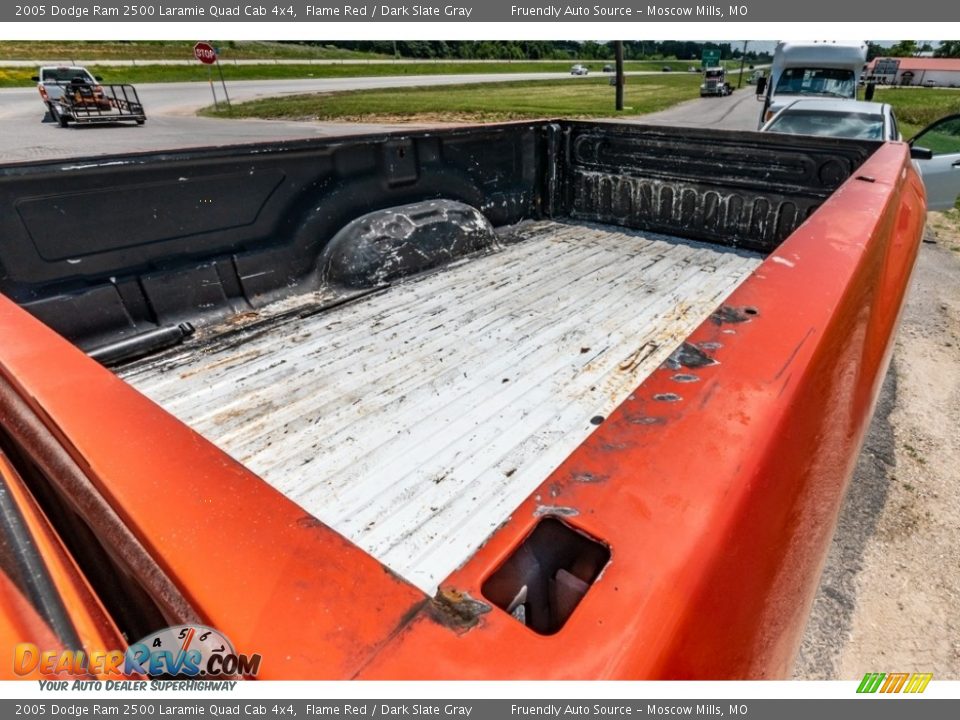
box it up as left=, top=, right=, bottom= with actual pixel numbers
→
left=53, top=80, right=146, bottom=128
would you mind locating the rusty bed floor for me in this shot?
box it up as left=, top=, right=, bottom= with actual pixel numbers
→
left=119, top=220, right=762, bottom=594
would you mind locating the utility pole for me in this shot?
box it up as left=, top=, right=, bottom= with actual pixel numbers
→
left=215, top=52, right=230, bottom=110
left=738, top=40, right=748, bottom=88
left=615, top=41, right=624, bottom=111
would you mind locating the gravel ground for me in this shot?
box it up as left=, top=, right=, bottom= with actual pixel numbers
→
left=794, top=210, right=960, bottom=679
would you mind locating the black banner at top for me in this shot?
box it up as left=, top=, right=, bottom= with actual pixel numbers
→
left=4, top=0, right=960, bottom=22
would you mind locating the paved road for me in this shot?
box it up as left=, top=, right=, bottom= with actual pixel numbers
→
left=0, top=73, right=555, bottom=161
left=634, top=84, right=763, bottom=130
left=0, top=74, right=761, bottom=162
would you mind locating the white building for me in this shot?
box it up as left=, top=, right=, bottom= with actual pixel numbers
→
left=866, top=57, right=960, bottom=87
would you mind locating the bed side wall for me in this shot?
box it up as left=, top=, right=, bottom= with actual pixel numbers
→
left=0, top=121, right=875, bottom=349
left=561, top=121, right=876, bottom=253
left=0, top=123, right=550, bottom=349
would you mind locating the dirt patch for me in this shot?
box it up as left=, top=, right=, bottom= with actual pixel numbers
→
left=794, top=211, right=960, bottom=679
left=314, top=112, right=506, bottom=124
left=269, top=111, right=550, bottom=124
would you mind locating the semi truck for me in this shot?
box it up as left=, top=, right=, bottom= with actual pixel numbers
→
left=699, top=66, right=731, bottom=97
left=756, top=41, right=868, bottom=128
left=0, top=120, right=930, bottom=678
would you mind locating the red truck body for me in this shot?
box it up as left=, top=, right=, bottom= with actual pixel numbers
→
left=0, top=123, right=926, bottom=679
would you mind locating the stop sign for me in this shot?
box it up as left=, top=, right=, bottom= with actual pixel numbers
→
left=194, top=42, right=217, bottom=65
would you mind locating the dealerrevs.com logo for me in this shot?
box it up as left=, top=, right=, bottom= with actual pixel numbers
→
left=14, top=625, right=262, bottom=678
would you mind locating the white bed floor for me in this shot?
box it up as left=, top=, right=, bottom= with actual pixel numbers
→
left=121, top=220, right=762, bottom=594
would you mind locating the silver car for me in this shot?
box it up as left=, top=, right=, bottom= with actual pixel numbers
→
left=761, top=99, right=900, bottom=140
left=762, top=99, right=960, bottom=211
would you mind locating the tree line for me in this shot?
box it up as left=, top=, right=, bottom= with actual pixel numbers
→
left=298, top=41, right=773, bottom=62
left=865, top=41, right=959, bottom=59
left=294, top=40, right=960, bottom=61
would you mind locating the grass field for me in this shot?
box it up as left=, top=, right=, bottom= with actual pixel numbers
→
left=0, top=41, right=387, bottom=61
left=0, top=61, right=706, bottom=89
left=873, top=86, right=960, bottom=138
left=0, top=42, right=720, bottom=71
left=7, top=51, right=949, bottom=136
left=194, top=76, right=957, bottom=132
left=199, top=75, right=704, bottom=122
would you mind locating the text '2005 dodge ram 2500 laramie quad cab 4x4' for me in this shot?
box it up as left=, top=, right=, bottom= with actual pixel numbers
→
left=0, top=120, right=929, bottom=679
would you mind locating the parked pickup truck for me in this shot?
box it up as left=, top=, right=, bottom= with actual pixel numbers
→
left=33, top=65, right=146, bottom=128
left=0, top=121, right=927, bottom=679
left=33, top=65, right=103, bottom=115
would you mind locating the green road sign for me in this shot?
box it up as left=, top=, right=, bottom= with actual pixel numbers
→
left=701, top=50, right=721, bottom=68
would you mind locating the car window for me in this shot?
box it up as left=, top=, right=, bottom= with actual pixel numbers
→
left=774, top=68, right=857, bottom=98
left=40, top=68, right=94, bottom=84
left=911, top=116, right=960, bottom=156
left=767, top=110, right=884, bottom=140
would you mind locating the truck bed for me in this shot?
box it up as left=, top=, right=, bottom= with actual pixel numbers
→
left=119, top=220, right=761, bottom=593
left=2, top=121, right=921, bottom=677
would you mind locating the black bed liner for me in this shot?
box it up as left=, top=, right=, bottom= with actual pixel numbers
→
left=0, top=120, right=877, bottom=350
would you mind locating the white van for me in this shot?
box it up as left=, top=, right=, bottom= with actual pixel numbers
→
left=756, top=42, right=868, bottom=128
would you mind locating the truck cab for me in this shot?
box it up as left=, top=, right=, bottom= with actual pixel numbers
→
left=756, top=41, right=867, bottom=128
left=700, top=66, right=731, bottom=97
left=32, top=66, right=104, bottom=117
